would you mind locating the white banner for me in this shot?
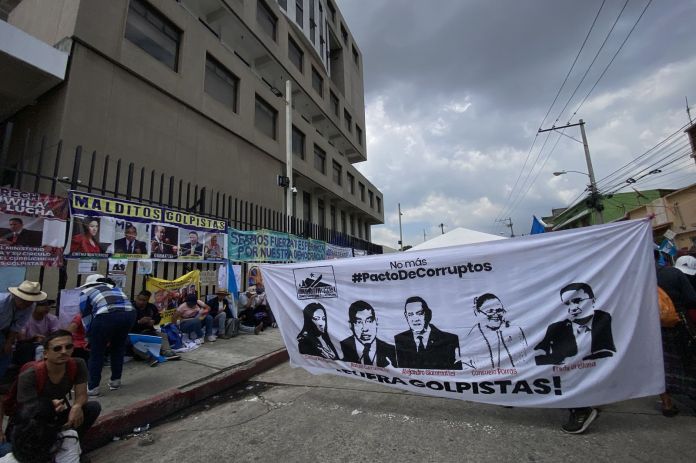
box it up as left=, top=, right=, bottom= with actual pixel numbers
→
left=262, top=219, right=664, bottom=407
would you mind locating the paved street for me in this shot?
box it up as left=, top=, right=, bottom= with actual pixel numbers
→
left=89, top=362, right=696, bottom=463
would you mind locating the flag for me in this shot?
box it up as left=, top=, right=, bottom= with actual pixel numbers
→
left=530, top=215, right=547, bottom=235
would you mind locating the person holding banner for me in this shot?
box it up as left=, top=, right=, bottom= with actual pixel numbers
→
left=394, top=296, right=462, bottom=370
left=70, top=218, right=101, bottom=254
left=297, top=303, right=339, bottom=360
left=340, top=300, right=395, bottom=367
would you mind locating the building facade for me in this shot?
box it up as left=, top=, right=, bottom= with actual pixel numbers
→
left=1, top=0, right=383, bottom=242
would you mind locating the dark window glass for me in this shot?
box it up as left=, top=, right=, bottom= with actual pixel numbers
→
left=303, top=192, right=311, bottom=223
left=376, top=196, right=382, bottom=213
left=347, top=172, right=355, bottom=194
left=292, top=125, right=305, bottom=159
left=359, top=182, right=365, bottom=201
left=204, top=55, right=239, bottom=111
left=350, top=215, right=355, bottom=235
left=340, top=23, right=347, bottom=44
left=255, top=95, right=277, bottom=139
left=352, top=44, right=359, bottom=66
left=330, top=91, right=339, bottom=117
left=341, top=211, right=346, bottom=233
left=327, top=1, right=336, bottom=23
left=331, top=206, right=337, bottom=230
left=125, top=0, right=181, bottom=70
left=309, top=0, right=315, bottom=43
left=344, top=109, right=352, bottom=133
left=278, top=0, right=287, bottom=10
left=288, top=36, right=303, bottom=72
left=368, top=190, right=374, bottom=208
left=356, top=125, right=363, bottom=146
left=257, top=0, right=277, bottom=41
left=295, top=0, right=304, bottom=27
left=314, top=145, right=326, bottom=173
left=317, top=199, right=325, bottom=228
left=332, top=161, right=342, bottom=185
left=311, top=67, right=324, bottom=97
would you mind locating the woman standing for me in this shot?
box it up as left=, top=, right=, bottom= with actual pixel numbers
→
left=296, top=303, right=339, bottom=360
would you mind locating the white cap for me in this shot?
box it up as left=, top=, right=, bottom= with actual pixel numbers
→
left=675, top=255, right=696, bottom=276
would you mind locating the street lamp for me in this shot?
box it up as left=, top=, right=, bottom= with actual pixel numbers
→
left=398, top=203, right=404, bottom=251
left=553, top=170, right=590, bottom=177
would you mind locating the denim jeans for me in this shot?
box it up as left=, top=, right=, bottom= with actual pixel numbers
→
left=87, top=310, right=136, bottom=390
left=0, top=331, right=11, bottom=381
left=212, top=312, right=226, bottom=335
left=180, top=315, right=213, bottom=338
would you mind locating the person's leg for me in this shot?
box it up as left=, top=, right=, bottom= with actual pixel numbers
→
left=214, top=312, right=227, bottom=338
left=203, top=315, right=215, bottom=339
left=76, top=401, right=102, bottom=439
left=180, top=318, right=204, bottom=339
left=0, top=331, right=11, bottom=381
left=87, top=316, right=109, bottom=391
left=158, top=332, right=172, bottom=354
left=108, top=310, right=137, bottom=385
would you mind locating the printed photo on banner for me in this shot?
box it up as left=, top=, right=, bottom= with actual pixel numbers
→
left=112, top=220, right=148, bottom=258
left=260, top=219, right=664, bottom=408
left=150, top=224, right=179, bottom=259
left=145, top=270, right=200, bottom=325
left=204, top=233, right=226, bottom=260
left=178, top=228, right=204, bottom=259
left=77, top=260, right=99, bottom=275
left=0, top=187, right=68, bottom=266
left=69, top=215, right=110, bottom=257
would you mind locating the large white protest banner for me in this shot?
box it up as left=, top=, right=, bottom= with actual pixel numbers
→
left=262, top=219, right=664, bottom=407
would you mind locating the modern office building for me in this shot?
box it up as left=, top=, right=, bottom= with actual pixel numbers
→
left=0, top=0, right=383, bottom=242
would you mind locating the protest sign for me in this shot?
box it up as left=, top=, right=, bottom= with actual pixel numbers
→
left=326, top=243, right=353, bottom=260
left=145, top=270, right=200, bottom=325
left=261, top=219, right=664, bottom=408
left=0, top=187, right=68, bottom=266
left=67, top=191, right=227, bottom=262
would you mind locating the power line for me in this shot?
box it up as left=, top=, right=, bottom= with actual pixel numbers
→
left=568, top=0, right=654, bottom=122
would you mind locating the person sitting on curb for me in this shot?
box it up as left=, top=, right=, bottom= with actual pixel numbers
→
left=130, top=291, right=181, bottom=366
left=14, top=299, right=59, bottom=367
left=238, top=288, right=264, bottom=334
left=174, top=294, right=216, bottom=343
left=205, top=290, right=229, bottom=340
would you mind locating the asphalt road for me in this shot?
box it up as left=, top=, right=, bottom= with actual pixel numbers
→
left=89, top=362, right=696, bottom=462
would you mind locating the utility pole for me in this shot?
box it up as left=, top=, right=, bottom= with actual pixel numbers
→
left=439, top=223, right=445, bottom=234
left=687, top=96, right=693, bottom=124
left=539, top=119, right=604, bottom=224
left=496, top=217, right=515, bottom=237
left=423, top=229, right=426, bottom=242
left=398, top=203, right=403, bottom=251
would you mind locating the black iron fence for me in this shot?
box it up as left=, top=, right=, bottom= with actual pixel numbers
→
left=0, top=134, right=382, bottom=303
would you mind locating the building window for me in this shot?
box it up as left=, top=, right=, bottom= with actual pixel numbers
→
left=311, top=67, right=323, bottom=97
left=352, top=44, right=359, bottom=66
left=330, top=91, right=339, bottom=117
left=327, top=1, right=336, bottom=23
left=204, top=55, right=239, bottom=111
left=364, top=222, right=369, bottom=240
left=340, top=23, right=347, bottom=44
left=332, top=161, right=342, bottom=185
left=309, top=0, right=316, bottom=43
left=341, top=211, right=346, bottom=233
left=314, top=145, right=326, bottom=173
left=368, top=190, right=374, bottom=208
left=278, top=0, right=287, bottom=10
left=257, top=0, right=277, bottom=41
left=350, top=215, right=355, bottom=235
left=295, top=0, right=303, bottom=28
left=317, top=199, right=325, bottom=228
left=376, top=196, right=382, bottom=213
left=125, top=0, right=181, bottom=71
left=255, top=95, right=277, bottom=139
left=318, top=2, right=324, bottom=57
left=344, top=109, right=352, bottom=133
left=347, top=172, right=355, bottom=194
left=330, top=205, right=337, bottom=230
left=356, top=125, right=363, bottom=146
left=288, top=36, right=303, bottom=72
left=292, top=125, right=305, bottom=159
left=359, top=182, right=365, bottom=201
left=303, top=191, right=311, bottom=223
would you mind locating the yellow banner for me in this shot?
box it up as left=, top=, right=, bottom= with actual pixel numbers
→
left=146, top=270, right=200, bottom=325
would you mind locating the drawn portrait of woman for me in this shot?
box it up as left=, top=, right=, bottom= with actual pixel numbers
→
left=297, top=303, right=339, bottom=360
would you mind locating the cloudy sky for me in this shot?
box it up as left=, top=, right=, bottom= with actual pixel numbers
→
left=337, top=0, right=696, bottom=249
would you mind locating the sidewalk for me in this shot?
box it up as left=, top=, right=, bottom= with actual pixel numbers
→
left=83, top=328, right=288, bottom=450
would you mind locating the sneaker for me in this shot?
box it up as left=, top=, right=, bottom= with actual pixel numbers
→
left=149, top=359, right=159, bottom=367
left=87, top=387, right=100, bottom=397
left=194, top=338, right=204, bottom=345
left=562, top=407, right=598, bottom=434
left=108, top=379, right=121, bottom=391
left=254, top=323, right=263, bottom=335
left=164, top=354, right=181, bottom=361
left=205, top=335, right=217, bottom=342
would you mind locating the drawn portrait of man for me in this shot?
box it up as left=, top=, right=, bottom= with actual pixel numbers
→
left=340, top=300, right=396, bottom=367
left=461, top=293, right=528, bottom=370
left=534, top=282, right=616, bottom=365
left=394, top=296, right=462, bottom=370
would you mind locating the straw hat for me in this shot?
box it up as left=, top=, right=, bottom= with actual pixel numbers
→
left=8, top=281, right=47, bottom=302
left=215, top=288, right=230, bottom=295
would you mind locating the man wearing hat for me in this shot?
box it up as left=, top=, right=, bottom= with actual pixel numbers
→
left=0, top=280, right=47, bottom=379
left=78, top=274, right=136, bottom=396
left=208, top=289, right=232, bottom=339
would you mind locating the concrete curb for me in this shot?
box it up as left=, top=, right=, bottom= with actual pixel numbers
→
left=83, top=348, right=289, bottom=450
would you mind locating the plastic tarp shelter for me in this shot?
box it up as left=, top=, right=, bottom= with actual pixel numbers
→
left=406, top=227, right=507, bottom=251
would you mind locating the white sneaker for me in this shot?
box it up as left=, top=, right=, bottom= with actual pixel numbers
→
left=194, top=338, right=204, bottom=345
left=87, top=387, right=100, bottom=397
left=205, top=335, right=217, bottom=342
left=108, top=379, right=121, bottom=391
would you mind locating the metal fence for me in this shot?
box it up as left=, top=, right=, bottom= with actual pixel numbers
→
left=0, top=134, right=382, bottom=304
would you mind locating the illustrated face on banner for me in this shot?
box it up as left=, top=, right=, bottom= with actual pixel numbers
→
left=311, top=308, right=327, bottom=334
left=351, top=308, right=377, bottom=344
left=561, top=286, right=595, bottom=322
left=477, top=295, right=507, bottom=330
left=405, top=301, right=427, bottom=333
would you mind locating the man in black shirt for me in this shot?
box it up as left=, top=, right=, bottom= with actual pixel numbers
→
left=131, top=291, right=180, bottom=365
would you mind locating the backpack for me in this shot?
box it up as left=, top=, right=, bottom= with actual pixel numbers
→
left=224, top=318, right=240, bottom=338
left=161, top=323, right=184, bottom=349
left=2, top=358, right=79, bottom=418
left=658, top=286, right=680, bottom=328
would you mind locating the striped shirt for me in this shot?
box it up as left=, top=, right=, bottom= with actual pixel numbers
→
left=79, top=284, right=134, bottom=332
